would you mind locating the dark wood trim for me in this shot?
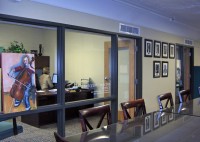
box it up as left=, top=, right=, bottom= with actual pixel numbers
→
left=136, top=38, right=143, bottom=99
left=110, top=35, right=118, bottom=123
left=190, top=48, right=194, bottom=98
left=57, top=26, right=66, bottom=136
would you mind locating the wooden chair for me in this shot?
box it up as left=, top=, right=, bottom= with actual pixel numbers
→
left=79, top=104, right=112, bottom=132
left=178, top=89, right=191, bottom=103
left=121, top=99, right=146, bottom=120
left=157, top=92, right=174, bottom=109
left=54, top=132, right=69, bottom=142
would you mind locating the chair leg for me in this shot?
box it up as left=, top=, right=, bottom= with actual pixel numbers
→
left=13, top=118, right=18, bottom=135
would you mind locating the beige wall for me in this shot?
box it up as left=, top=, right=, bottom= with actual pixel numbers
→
left=0, top=23, right=57, bottom=74
left=65, top=31, right=110, bottom=97
left=1, top=22, right=200, bottom=113
left=141, top=28, right=179, bottom=112
left=194, top=45, right=200, bottom=66
left=0, top=3, right=200, bottom=113
left=0, top=23, right=45, bottom=50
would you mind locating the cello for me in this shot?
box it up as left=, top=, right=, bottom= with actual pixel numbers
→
left=8, top=56, right=35, bottom=101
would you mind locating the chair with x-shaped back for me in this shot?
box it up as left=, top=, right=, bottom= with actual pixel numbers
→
left=178, top=89, right=191, bottom=103
left=157, top=92, right=174, bottom=110
left=121, top=99, right=146, bottom=120
left=79, top=104, right=112, bottom=132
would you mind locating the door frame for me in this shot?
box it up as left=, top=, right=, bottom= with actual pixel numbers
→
left=176, top=44, right=194, bottom=98
left=104, top=40, right=135, bottom=120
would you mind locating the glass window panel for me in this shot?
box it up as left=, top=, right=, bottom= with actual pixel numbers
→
left=118, top=38, right=136, bottom=121
left=65, top=30, right=111, bottom=100
left=0, top=21, right=58, bottom=128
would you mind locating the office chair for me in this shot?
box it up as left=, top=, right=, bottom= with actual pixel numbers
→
left=79, top=104, right=112, bottom=132
left=178, top=89, right=191, bottom=103
left=54, top=132, right=69, bottom=142
left=121, top=99, right=146, bottom=120
left=157, top=92, right=174, bottom=109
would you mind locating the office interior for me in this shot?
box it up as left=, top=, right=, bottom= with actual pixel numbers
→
left=0, top=0, right=200, bottom=141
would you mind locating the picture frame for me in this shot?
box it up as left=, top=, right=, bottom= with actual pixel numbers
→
left=162, top=61, right=168, bottom=77
left=143, top=114, right=151, bottom=134
left=168, top=113, right=174, bottom=122
left=144, top=39, right=153, bottom=57
left=154, top=40, right=161, bottom=58
left=161, top=114, right=167, bottom=125
left=162, top=42, right=168, bottom=58
left=169, top=43, right=175, bottom=59
left=153, top=61, right=161, bottom=78
left=153, top=112, right=160, bottom=129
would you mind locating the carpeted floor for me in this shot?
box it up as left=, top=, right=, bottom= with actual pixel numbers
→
left=1, top=116, right=106, bottom=142
left=1, top=118, right=83, bottom=142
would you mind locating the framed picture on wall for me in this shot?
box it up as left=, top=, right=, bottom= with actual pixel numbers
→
left=161, top=114, right=167, bottom=125
left=168, top=112, right=174, bottom=122
left=153, top=61, right=161, bottom=78
left=162, top=42, right=168, bottom=58
left=162, top=61, right=168, bottom=77
left=169, top=43, right=175, bottom=59
left=154, top=40, right=161, bottom=58
left=144, top=39, right=153, bottom=57
left=153, top=111, right=160, bottom=129
left=143, top=114, right=151, bottom=134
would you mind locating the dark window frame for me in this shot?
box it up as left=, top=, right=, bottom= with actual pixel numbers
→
left=0, top=14, right=142, bottom=137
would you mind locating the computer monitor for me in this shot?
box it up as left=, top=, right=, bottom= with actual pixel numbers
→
left=52, top=73, right=57, bottom=84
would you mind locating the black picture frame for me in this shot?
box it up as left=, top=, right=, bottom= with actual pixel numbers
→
left=154, top=40, right=161, bottom=58
left=143, top=114, right=151, bottom=134
left=169, top=43, right=175, bottom=59
left=161, top=114, right=167, bottom=125
left=153, top=61, right=161, bottom=78
left=162, top=42, right=168, bottom=58
left=162, top=61, right=168, bottom=77
left=144, top=39, right=153, bottom=57
left=153, top=112, right=160, bottom=129
left=168, top=113, right=174, bottom=122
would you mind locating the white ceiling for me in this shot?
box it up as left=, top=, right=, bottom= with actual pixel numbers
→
left=115, top=0, right=200, bottom=30
left=31, top=0, right=200, bottom=39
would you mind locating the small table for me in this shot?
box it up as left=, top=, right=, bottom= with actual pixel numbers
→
left=160, top=97, right=200, bottom=117
left=65, top=112, right=200, bottom=142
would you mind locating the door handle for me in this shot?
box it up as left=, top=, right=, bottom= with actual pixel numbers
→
left=104, top=77, right=111, bottom=81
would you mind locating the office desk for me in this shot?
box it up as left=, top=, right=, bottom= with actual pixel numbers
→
left=160, top=97, right=200, bottom=117
left=21, top=89, right=94, bottom=127
left=65, top=112, right=200, bottom=142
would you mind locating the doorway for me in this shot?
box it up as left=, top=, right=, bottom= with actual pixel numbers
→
left=176, top=44, right=194, bottom=102
left=104, top=39, right=135, bottom=120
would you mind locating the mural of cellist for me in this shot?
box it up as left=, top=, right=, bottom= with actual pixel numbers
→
left=1, top=53, right=37, bottom=113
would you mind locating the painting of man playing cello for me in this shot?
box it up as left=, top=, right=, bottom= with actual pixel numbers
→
left=1, top=53, right=37, bottom=113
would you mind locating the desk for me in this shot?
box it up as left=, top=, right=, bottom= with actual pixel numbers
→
left=21, top=89, right=94, bottom=127
left=65, top=112, right=200, bottom=142
left=160, top=97, right=200, bottom=117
